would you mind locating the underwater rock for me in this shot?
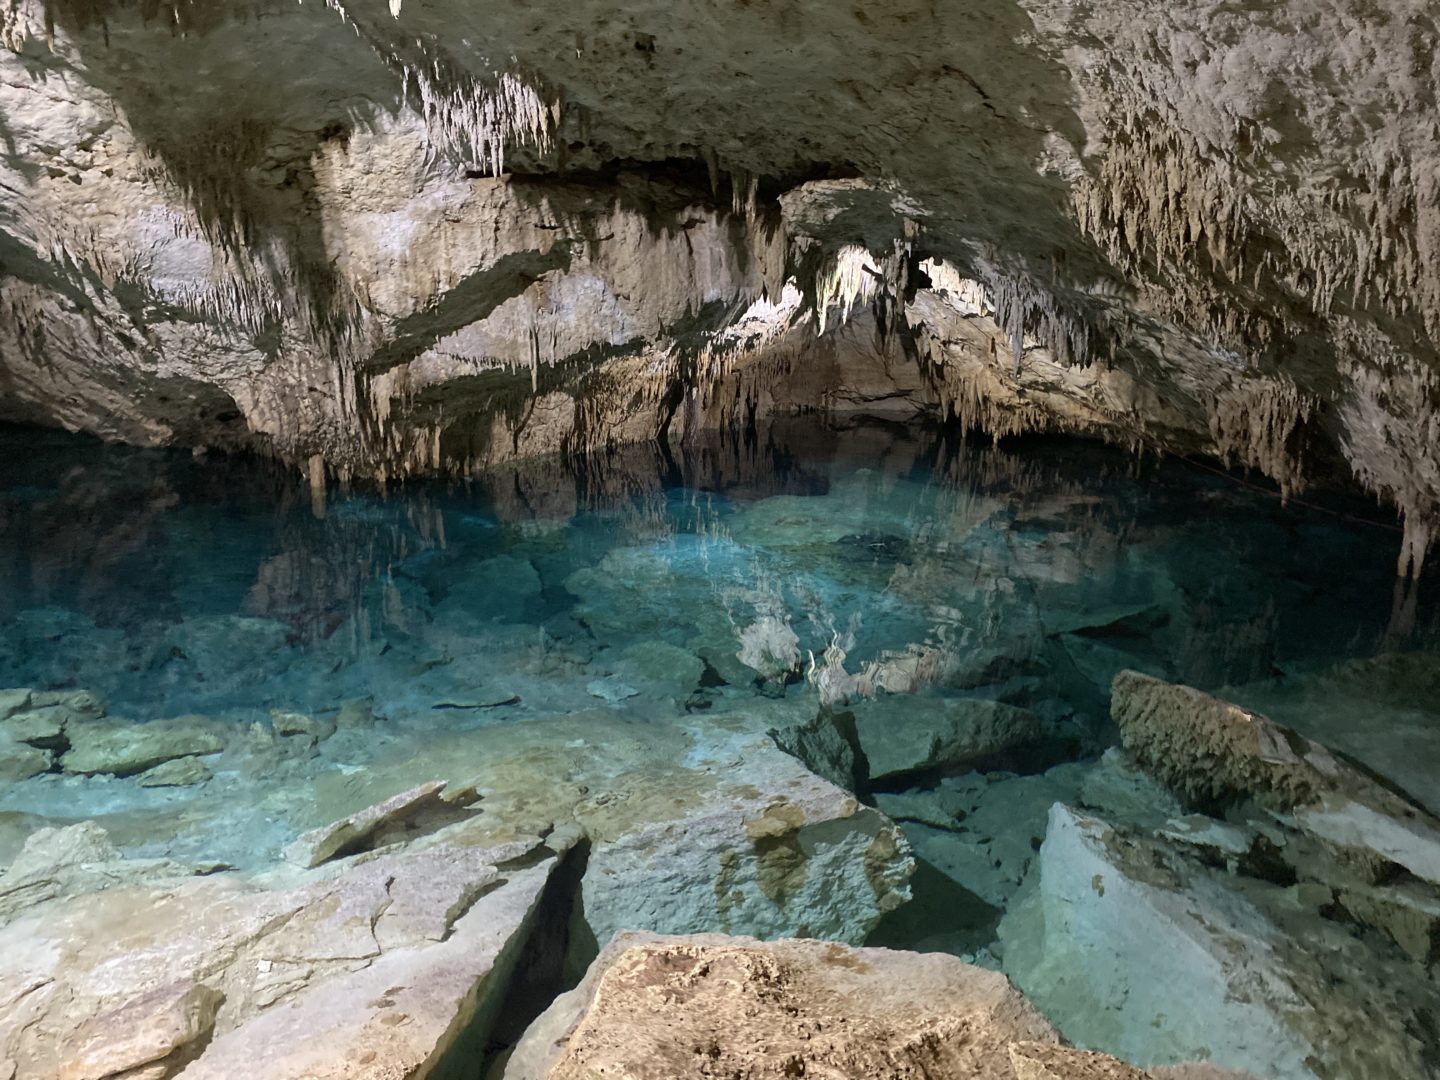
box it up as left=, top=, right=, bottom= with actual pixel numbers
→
left=334, top=699, right=380, bottom=730
left=879, top=765, right=1086, bottom=910
left=585, top=677, right=640, bottom=705
left=998, top=804, right=1435, bottom=1080
left=0, top=732, right=49, bottom=784
left=1077, top=748, right=1184, bottom=828
left=435, top=554, right=543, bottom=626
left=269, top=710, right=337, bottom=746
left=60, top=716, right=224, bottom=778
left=578, top=725, right=913, bottom=947
left=1, top=689, right=103, bottom=753
left=0, top=691, right=30, bottom=722
left=608, top=641, right=705, bottom=700
left=0, top=822, right=189, bottom=923
left=1111, top=671, right=1440, bottom=885
left=767, top=707, right=861, bottom=792
left=0, top=821, right=574, bottom=1080
left=1221, top=651, right=1440, bottom=815
left=849, top=696, right=1040, bottom=784
left=282, top=780, right=478, bottom=869
left=136, top=757, right=212, bottom=788
left=505, top=930, right=1215, bottom=1080
left=1, top=710, right=65, bottom=750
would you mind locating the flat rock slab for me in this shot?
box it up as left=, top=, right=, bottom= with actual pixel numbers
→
left=60, top=717, right=224, bottom=777
left=282, top=780, right=473, bottom=868
left=0, top=817, right=568, bottom=1080
left=999, top=804, right=1435, bottom=1080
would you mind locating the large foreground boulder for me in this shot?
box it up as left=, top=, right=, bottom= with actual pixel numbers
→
left=505, top=931, right=1233, bottom=1080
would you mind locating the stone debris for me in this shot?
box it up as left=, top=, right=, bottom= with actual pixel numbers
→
left=282, top=780, right=477, bottom=868
left=136, top=757, right=213, bottom=788
left=849, top=696, right=1041, bottom=783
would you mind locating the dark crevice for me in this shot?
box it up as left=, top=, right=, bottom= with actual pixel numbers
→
left=430, top=834, right=592, bottom=1080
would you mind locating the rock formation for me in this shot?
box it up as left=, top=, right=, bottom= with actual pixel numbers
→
left=0, top=0, right=1437, bottom=571
left=504, top=931, right=1240, bottom=1080
left=999, top=674, right=1440, bottom=1079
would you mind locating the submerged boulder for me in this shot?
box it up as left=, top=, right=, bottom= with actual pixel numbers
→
left=1111, top=670, right=1440, bottom=886
left=999, top=804, right=1435, bottom=1080
left=0, top=730, right=50, bottom=784
left=505, top=931, right=1218, bottom=1080
left=849, top=695, right=1040, bottom=784
left=60, top=716, right=225, bottom=778
left=282, top=780, right=477, bottom=869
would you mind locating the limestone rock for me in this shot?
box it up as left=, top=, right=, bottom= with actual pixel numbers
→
left=59, top=981, right=223, bottom=1080
left=28, top=690, right=104, bottom=721
left=269, top=710, right=337, bottom=745
left=575, top=725, right=913, bottom=947
left=850, top=696, right=1040, bottom=783
left=0, top=731, right=50, bottom=784
left=768, top=707, right=861, bottom=792
left=60, top=717, right=224, bottom=777
left=610, top=641, right=705, bottom=699
left=1, top=708, right=66, bottom=749
left=0, top=691, right=31, bottom=722
left=585, top=677, right=639, bottom=705
left=506, top=931, right=1211, bottom=1080
left=0, top=822, right=572, bottom=1080
left=1111, top=671, right=1440, bottom=885
left=2, top=689, right=102, bottom=751
left=0, top=822, right=187, bottom=923
left=282, top=780, right=476, bottom=868
left=136, top=757, right=212, bottom=788
left=334, top=699, right=380, bottom=730
left=999, top=804, right=1434, bottom=1080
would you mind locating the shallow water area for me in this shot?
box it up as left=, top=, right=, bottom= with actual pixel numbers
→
left=2, top=419, right=1439, bottom=1077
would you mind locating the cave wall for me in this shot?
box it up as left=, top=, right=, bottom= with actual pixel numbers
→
left=0, top=0, right=1436, bottom=570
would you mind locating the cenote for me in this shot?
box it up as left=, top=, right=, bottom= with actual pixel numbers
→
left=2, top=418, right=1438, bottom=1078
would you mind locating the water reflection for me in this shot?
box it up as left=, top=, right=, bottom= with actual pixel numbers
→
left=0, top=419, right=1435, bottom=730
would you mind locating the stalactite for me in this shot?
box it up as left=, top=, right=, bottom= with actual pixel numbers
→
left=1207, top=379, right=1314, bottom=499
left=319, top=0, right=554, bottom=175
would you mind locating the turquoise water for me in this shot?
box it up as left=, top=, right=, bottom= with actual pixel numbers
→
left=1, top=419, right=1430, bottom=733
left=4, top=418, right=1440, bottom=1077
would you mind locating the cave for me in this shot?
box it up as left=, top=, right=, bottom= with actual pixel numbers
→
left=1, top=2, right=1438, bottom=1078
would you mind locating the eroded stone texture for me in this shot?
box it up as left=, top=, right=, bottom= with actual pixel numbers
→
left=505, top=931, right=1225, bottom=1080
left=1111, top=669, right=1440, bottom=885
